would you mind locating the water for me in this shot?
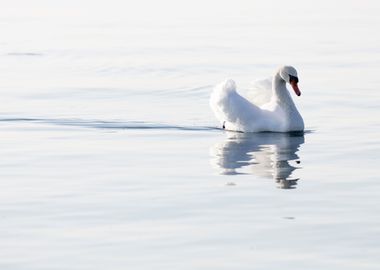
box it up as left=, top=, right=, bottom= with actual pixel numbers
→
left=1, top=0, right=380, bottom=269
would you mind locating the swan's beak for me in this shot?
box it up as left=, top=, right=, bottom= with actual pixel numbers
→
left=290, top=81, right=301, bottom=96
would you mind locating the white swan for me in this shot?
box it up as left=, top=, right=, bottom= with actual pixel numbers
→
left=210, top=66, right=304, bottom=132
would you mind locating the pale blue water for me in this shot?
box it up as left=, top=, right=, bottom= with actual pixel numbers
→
left=1, top=1, right=380, bottom=269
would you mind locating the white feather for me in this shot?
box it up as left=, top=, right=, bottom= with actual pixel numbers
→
left=246, top=77, right=273, bottom=107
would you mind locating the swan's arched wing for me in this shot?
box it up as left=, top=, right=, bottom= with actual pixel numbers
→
left=210, top=79, right=263, bottom=131
left=246, top=77, right=273, bottom=107
left=210, top=79, right=238, bottom=125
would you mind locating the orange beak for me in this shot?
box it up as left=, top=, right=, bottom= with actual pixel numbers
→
left=291, top=81, right=301, bottom=96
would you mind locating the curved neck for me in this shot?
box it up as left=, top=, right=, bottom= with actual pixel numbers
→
left=272, top=73, right=294, bottom=105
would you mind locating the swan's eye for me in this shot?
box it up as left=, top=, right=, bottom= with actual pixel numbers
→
left=289, top=75, right=299, bottom=83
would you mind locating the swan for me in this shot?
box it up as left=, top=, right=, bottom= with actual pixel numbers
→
left=210, top=66, right=304, bottom=132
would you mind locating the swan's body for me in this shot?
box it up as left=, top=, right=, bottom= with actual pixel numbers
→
left=210, top=66, right=304, bottom=133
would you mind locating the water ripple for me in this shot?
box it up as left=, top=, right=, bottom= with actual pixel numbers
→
left=6, top=52, right=44, bottom=57
left=0, top=117, right=220, bottom=132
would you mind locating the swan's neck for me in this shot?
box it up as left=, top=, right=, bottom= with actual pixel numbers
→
left=272, top=73, right=296, bottom=111
left=271, top=72, right=304, bottom=131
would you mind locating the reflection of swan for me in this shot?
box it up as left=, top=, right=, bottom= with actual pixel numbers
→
left=210, top=66, right=304, bottom=132
left=210, top=132, right=304, bottom=189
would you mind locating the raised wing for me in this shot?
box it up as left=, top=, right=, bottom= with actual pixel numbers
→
left=246, top=77, right=273, bottom=107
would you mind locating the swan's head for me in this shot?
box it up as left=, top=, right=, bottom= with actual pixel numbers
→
left=279, top=66, right=301, bottom=96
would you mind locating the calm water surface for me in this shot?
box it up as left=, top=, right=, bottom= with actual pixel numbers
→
left=1, top=1, right=380, bottom=269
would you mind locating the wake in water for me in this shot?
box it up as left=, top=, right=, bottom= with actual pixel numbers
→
left=0, top=117, right=220, bottom=132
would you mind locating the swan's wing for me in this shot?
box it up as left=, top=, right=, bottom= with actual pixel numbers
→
left=210, top=79, right=262, bottom=131
left=246, top=77, right=273, bottom=107
left=210, top=79, right=237, bottom=124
